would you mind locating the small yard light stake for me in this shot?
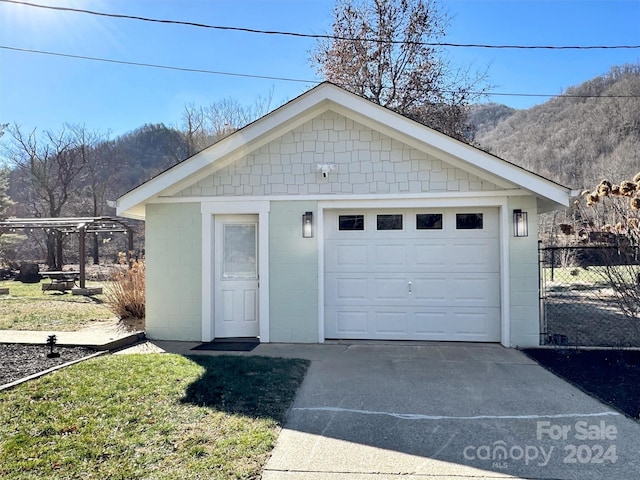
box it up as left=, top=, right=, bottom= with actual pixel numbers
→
left=302, top=211, right=314, bottom=238
left=46, top=334, right=60, bottom=358
left=513, top=209, right=528, bottom=237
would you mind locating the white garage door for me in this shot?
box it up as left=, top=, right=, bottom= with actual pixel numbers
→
left=324, top=208, right=501, bottom=342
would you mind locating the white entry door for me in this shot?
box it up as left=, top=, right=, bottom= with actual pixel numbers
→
left=214, top=215, right=260, bottom=338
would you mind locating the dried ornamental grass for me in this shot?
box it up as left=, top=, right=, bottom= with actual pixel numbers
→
left=104, top=261, right=145, bottom=320
left=620, top=180, right=636, bottom=196
left=597, top=180, right=612, bottom=196
left=579, top=173, right=640, bottom=321
left=586, top=192, right=600, bottom=206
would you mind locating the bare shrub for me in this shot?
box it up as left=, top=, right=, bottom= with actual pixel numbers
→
left=105, top=261, right=145, bottom=320
left=578, top=176, right=640, bottom=320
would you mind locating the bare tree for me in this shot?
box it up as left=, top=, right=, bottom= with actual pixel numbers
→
left=0, top=168, right=12, bottom=220
left=181, top=104, right=209, bottom=157
left=205, top=98, right=252, bottom=140
left=4, top=124, right=90, bottom=268
left=312, top=0, right=487, bottom=140
left=0, top=167, right=18, bottom=262
left=0, top=167, right=17, bottom=246
left=181, top=89, right=275, bottom=153
left=73, top=127, right=117, bottom=264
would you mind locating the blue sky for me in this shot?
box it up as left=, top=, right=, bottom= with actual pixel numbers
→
left=0, top=0, right=639, bottom=137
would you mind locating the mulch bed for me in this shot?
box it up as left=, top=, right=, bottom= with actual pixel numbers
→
left=0, top=344, right=97, bottom=386
left=523, top=348, right=640, bottom=419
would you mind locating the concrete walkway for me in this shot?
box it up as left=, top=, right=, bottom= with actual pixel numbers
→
left=0, top=328, right=144, bottom=350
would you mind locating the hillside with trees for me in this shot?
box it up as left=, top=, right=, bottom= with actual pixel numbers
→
left=471, top=64, right=640, bottom=190
left=466, top=103, right=516, bottom=139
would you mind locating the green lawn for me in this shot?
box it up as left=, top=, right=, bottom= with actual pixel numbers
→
left=542, top=266, right=606, bottom=284
left=0, top=280, right=115, bottom=330
left=542, top=265, right=640, bottom=292
left=0, top=353, right=309, bottom=479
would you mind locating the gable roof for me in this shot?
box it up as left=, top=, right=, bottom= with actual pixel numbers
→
left=116, top=82, right=571, bottom=220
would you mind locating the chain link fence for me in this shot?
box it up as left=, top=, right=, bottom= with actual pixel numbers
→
left=539, top=244, right=640, bottom=347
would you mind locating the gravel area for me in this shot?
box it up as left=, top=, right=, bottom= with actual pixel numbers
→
left=0, top=344, right=97, bottom=386
left=544, top=291, right=640, bottom=347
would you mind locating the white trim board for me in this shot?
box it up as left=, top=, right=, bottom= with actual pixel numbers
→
left=153, top=190, right=533, bottom=205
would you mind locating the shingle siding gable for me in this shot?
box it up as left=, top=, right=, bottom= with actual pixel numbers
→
left=174, top=111, right=504, bottom=198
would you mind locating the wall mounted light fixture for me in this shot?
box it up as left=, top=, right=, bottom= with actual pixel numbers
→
left=302, top=211, right=314, bottom=238
left=513, top=209, right=528, bottom=237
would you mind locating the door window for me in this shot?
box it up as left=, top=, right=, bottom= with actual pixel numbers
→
left=223, top=224, right=257, bottom=279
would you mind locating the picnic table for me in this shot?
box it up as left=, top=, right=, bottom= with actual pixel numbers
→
left=41, top=271, right=80, bottom=292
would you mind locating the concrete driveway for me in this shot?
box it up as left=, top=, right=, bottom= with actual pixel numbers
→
left=254, top=343, right=640, bottom=480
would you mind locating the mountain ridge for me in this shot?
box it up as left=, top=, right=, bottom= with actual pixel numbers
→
left=469, top=64, right=640, bottom=190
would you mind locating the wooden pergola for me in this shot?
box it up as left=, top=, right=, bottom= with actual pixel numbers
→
left=0, top=216, right=134, bottom=288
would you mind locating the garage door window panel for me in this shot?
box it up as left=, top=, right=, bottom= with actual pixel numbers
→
left=339, top=215, right=365, bottom=231
left=456, top=213, right=483, bottom=230
left=377, top=214, right=403, bottom=230
left=416, top=213, right=443, bottom=230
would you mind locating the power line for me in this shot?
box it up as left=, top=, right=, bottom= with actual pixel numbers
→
left=3, top=44, right=640, bottom=100
left=0, top=45, right=319, bottom=84
left=2, top=0, right=640, bottom=50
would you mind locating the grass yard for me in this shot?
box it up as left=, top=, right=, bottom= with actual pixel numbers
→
left=0, top=353, right=309, bottom=479
left=0, top=280, right=115, bottom=330
left=542, top=266, right=608, bottom=286
left=542, top=264, right=640, bottom=287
